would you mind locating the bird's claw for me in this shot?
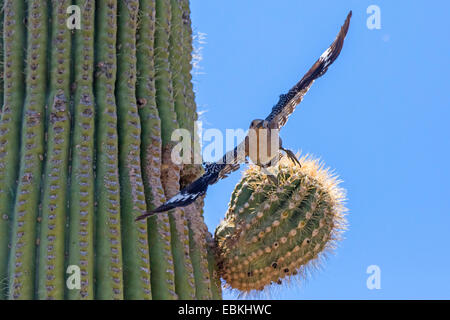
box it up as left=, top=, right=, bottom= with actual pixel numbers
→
left=281, top=148, right=301, bottom=167
left=267, top=174, right=278, bottom=185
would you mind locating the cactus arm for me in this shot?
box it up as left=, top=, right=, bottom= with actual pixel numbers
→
left=187, top=202, right=213, bottom=299
left=7, top=0, right=47, bottom=299
left=137, top=0, right=177, bottom=300
left=155, top=0, right=196, bottom=299
left=216, top=156, right=347, bottom=292
left=0, top=0, right=25, bottom=300
left=37, top=0, right=72, bottom=300
left=116, top=0, right=152, bottom=300
left=94, top=0, right=124, bottom=300
left=67, top=0, right=96, bottom=300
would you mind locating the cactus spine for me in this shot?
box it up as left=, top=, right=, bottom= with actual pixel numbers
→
left=215, top=155, right=347, bottom=293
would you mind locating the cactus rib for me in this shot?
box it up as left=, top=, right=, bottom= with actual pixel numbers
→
left=187, top=201, right=213, bottom=299
left=0, top=0, right=26, bottom=300
left=67, top=0, right=96, bottom=300
left=8, top=0, right=47, bottom=300
left=155, top=0, right=196, bottom=300
left=137, top=0, right=177, bottom=300
left=94, top=0, right=124, bottom=300
left=168, top=0, right=211, bottom=300
left=117, top=0, right=152, bottom=300
left=37, top=0, right=72, bottom=300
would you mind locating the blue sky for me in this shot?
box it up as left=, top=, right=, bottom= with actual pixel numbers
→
left=190, top=0, right=450, bottom=299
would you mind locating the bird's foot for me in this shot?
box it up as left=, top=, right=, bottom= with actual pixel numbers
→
left=267, top=173, right=278, bottom=185
left=258, top=164, right=279, bottom=184
left=281, top=147, right=301, bottom=167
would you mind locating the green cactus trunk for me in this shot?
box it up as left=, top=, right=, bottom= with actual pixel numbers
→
left=0, top=0, right=221, bottom=300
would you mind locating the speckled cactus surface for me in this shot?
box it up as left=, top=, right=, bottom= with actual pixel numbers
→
left=0, top=0, right=219, bottom=300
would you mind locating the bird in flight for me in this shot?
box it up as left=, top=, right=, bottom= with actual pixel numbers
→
left=136, top=11, right=352, bottom=221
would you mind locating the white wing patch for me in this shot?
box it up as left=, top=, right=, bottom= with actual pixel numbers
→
left=167, top=191, right=201, bottom=204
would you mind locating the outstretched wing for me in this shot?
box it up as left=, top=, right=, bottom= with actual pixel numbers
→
left=265, top=11, right=352, bottom=129
left=135, top=141, right=246, bottom=220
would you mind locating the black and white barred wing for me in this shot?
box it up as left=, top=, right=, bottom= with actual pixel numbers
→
left=216, top=139, right=246, bottom=180
left=135, top=142, right=246, bottom=220
left=265, top=11, right=352, bottom=129
left=135, top=171, right=216, bottom=220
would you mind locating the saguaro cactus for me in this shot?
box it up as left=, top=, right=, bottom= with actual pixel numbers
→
left=0, top=0, right=218, bottom=300
left=0, top=0, right=348, bottom=300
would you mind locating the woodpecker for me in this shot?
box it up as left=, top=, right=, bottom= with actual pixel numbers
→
left=136, top=11, right=352, bottom=220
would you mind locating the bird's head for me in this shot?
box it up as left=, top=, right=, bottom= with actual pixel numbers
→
left=249, top=119, right=268, bottom=129
left=250, top=119, right=278, bottom=130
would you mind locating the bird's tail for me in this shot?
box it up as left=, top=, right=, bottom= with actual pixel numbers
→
left=135, top=175, right=210, bottom=221
left=135, top=201, right=179, bottom=221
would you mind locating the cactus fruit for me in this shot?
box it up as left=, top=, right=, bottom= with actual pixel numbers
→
left=0, top=0, right=218, bottom=300
left=215, top=155, right=347, bottom=293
